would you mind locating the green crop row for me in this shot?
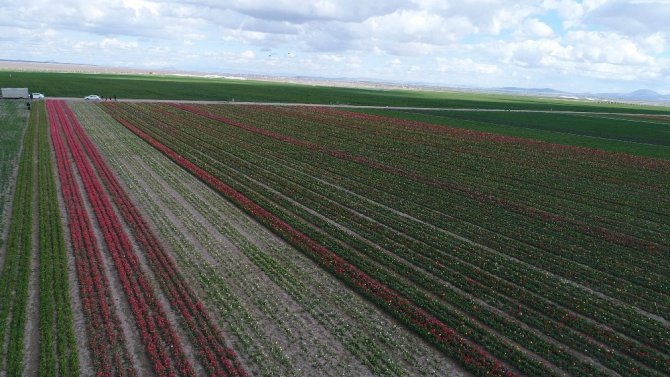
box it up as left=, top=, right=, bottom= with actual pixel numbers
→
left=0, top=99, right=36, bottom=376
left=0, top=101, right=29, bottom=248
left=0, top=101, right=80, bottom=376
left=35, top=101, right=80, bottom=376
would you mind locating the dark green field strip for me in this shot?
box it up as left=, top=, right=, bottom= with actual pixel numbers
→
left=395, top=110, right=670, bottom=146
left=191, top=105, right=670, bottom=288
left=0, top=100, right=36, bottom=376
left=354, top=108, right=670, bottom=160
left=0, top=101, right=28, bottom=247
left=0, top=102, right=80, bottom=376
left=35, top=101, right=79, bottom=376
left=102, top=103, right=670, bottom=376
left=4, top=70, right=670, bottom=114
left=609, top=114, right=670, bottom=125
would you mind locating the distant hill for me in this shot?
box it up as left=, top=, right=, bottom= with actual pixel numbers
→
left=628, top=89, right=661, bottom=98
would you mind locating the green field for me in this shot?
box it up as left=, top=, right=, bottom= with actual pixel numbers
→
left=356, top=108, right=670, bottom=160
left=2, top=70, right=670, bottom=114
left=0, top=101, right=29, bottom=247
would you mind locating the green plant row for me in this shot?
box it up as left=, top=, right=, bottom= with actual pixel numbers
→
left=35, top=101, right=80, bottom=376
left=0, top=98, right=36, bottom=376
left=164, top=113, right=666, bottom=375
left=0, top=101, right=29, bottom=248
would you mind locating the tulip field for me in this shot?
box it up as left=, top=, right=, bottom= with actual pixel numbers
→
left=0, top=97, right=669, bottom=377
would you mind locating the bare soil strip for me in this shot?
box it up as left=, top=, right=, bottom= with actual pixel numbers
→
left=21, top=137, right=40, bottom=377
left=53, top=150, right=94, bottom=376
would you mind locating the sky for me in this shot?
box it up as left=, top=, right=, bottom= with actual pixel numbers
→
left=1, top=0, right=669, bottom=93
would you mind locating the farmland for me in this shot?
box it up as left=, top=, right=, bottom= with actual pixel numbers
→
left=0, top=101, right=28, bottom=249
left=4, top=70, right=670, bottom=114
left=0, top=102, right=78, bottom=376
left=0, top=90, right=669, bottom=376
left=98, top=102, right=669, bottom=376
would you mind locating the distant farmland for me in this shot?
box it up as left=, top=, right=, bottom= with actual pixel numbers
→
left=0, top=92, right=668, bottom=376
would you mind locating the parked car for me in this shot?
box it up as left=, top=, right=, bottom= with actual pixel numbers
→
left=84, top=95, right=101, bottom=100
left=32, top=93, right=45, bottom=99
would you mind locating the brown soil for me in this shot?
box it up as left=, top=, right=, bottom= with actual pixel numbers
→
left=21, top=136, right=40, bottom=377
left=50, top=127, right=94, bottom=376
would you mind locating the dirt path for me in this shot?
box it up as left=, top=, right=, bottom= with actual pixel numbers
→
left=21, top=131, right=40, bottom=377
left=53, top=148, right=94, bottom=376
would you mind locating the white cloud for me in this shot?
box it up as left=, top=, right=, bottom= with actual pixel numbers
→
left=0, top=0, right=669, bottom=92
left=239, top=50, right=256, bottom=59
left=522, top=18, right=554, bottom=38
left=586, top=0, right=670, bottom=35
left=542, top=0, right=609, bottom=29
left=174, top=0, right=407, bottom=23
left=100, top=37, right=139, bottom=49
left=565, top=31, right=654, bottom=65
left=436, top=57, right=500, bottom=75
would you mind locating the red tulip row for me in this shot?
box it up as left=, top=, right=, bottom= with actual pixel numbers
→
left=50, top=99, right=197, bottom=377
left=57, top=100, right=248, bottom=377
left=103, top=103, right=517, bottom=377
left=47, top=100, right=135, bottom=377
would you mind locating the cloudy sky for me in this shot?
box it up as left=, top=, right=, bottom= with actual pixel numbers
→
left=2, top=0, right=669, bottom=93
